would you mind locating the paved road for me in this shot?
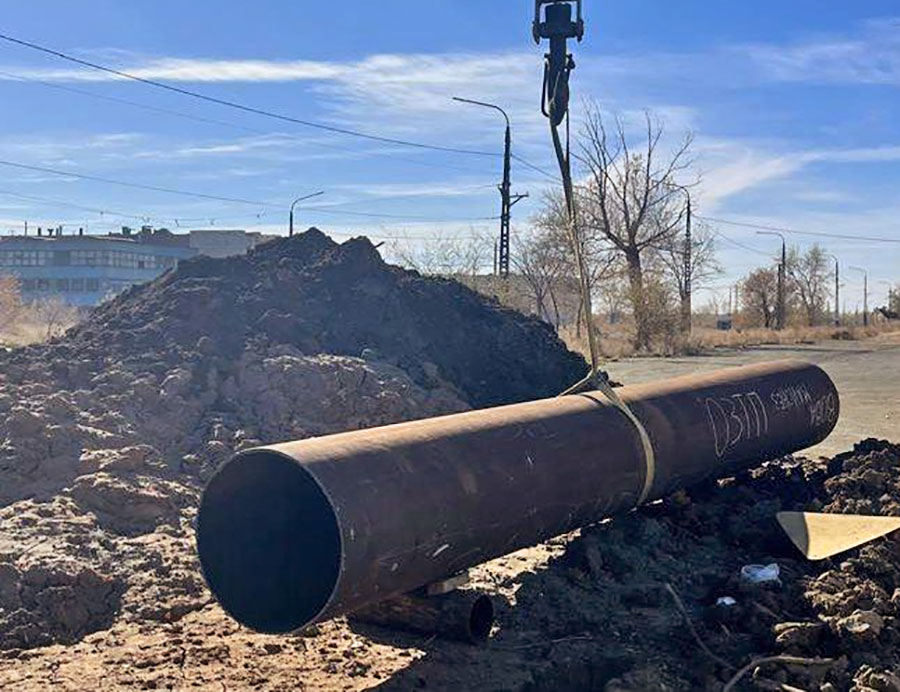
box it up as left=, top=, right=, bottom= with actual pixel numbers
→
left=604, top=332, right=900, bottom=458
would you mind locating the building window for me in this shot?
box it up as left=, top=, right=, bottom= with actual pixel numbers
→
left=72, top=250, right=97, bottom=266
left=36, top=279, right=50, bottom=291
left=56, top=279, right=69, bottom=291
left=21, top=279, right=36, bottom=291
left=71, top=278, right=84, bottom=291
left=0, top=250, right=51, bottom=266
left=86, top=278, right=100, bottom=291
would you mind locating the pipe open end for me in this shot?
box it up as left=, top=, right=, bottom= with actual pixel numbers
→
left=196, top=450, right=341, bottom=634
left=468, top=595, right=494, bottom=643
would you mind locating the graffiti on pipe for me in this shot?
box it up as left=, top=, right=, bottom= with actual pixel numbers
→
left=809, top=392, right=838, bottom=428
left=704, top=391, right=769, bottom=458
left=770, top=384, right=812, bottom=413
left=771, top=383, right=838, bottom=428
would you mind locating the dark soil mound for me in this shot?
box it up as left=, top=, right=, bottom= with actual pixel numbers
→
left=492, top=438, right=900, bottom=690
left=0, top=229, right=584, bottom=657
left=42, top=229, right=584, bottom=408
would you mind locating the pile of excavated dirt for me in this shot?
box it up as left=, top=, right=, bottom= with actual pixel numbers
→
left=5, top=438, right=900, bottom=691
left=0, top=230, right=583, bottom=659
left=3, top=229, right=900, bottom=690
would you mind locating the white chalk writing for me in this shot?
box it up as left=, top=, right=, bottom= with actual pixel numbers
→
left=705, top=391, right=769, bottom=458
left=809, top=392, right=838, bottom=427
left=771, top=384, right=813, bottom=412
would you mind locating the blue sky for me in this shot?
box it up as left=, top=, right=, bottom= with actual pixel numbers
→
left=0, top=1, right=898, bottom=309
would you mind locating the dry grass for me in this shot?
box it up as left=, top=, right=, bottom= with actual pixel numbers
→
left=1, top=277, right=83, bottom=347
left=691, top=323, right=900, bottom=349
left=560, top=320, right=900, bottom=361
left=0, top=301, right=81, bottom=347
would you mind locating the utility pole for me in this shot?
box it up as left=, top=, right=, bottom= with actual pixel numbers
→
left=661, top=183, right=692, bottom=334
left=684, top=193, right=692, bottom=333
left=829, top=254, right=840, bottom=326
left=453, top=98, right=528, bottom=278
left=289, top=191, right=325, bottom=237
left=850, top=266, right=868, bottom=327
left=757, top=230, right=787, bottom=330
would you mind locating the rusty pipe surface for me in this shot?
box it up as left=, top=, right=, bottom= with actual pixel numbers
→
left=197, top=360, right=839, bottom=634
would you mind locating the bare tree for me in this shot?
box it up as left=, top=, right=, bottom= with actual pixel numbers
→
left=531, top=190, right=617, bottom=335
left=787, top=244, right=832, bottom=326
left=651, top=222, right=721, bottom=326
left=388, top=231, right=492, bottom=278
left=572, top=106, right=695, bottom=351
left=0, top=276, right=22, bottom=337
left=511, top=228, right=567, bottom=326
left=30, top=296, right=80, bottom=340
left=595, top=270, right=630, bottom=325
left=742, top=268, right=779, bottom=328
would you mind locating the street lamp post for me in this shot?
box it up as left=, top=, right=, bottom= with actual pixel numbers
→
left=453, top=97, right=528, bottom=278
left=289, top=191, right=325, bottom=237
left=849, top=266, right=868, bottom=327
left=756, top=230, right=787, bottom=330
left=829, top=254, right=840, bottom=327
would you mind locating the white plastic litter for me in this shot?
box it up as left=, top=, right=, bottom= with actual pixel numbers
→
left=716, top=596, right=737, bottom=606
left=740, top=563, right=781, bottom=584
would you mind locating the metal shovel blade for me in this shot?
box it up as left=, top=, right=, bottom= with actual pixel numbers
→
left=777, top=511, right=900, bottom=561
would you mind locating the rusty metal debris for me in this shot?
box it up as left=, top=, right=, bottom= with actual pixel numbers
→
left=777, top=511, right=900, bottom=560
left=196, top=360, right=839, bottom=635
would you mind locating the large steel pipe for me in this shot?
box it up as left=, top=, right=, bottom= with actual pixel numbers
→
left=197, top=360, right=839, bottom=634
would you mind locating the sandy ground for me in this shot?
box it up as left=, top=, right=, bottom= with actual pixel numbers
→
left=605, top=331, right=900, bottom=459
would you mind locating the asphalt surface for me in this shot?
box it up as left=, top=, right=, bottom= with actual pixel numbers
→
left=605, top=332, right=900, bottom=458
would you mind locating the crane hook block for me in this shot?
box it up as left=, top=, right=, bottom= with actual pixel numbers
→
left=533, top=0, right=584, bottom=44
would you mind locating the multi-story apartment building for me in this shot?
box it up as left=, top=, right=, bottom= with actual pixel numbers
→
left=0, top=226, right=273, bottom=306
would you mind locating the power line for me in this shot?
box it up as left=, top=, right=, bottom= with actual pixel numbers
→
left=0, top=158, right=278, bottom=205
left=0, top=176, right=498, bottom=225
left=0, top=32, right=498, bottom=158
left=0, top=69, right=494, bottom=177
left=0, top=68, right=262, bottom=134
left=511, top=152, right=559, bottom=181
left=700, top=215, right=900, bottom=245
left=315, top=183, right=497, bottom=210
left=297, top=205, right=499, bottom=222
left=0, top=187, right=156, bottom=222
left=325, top=229, right=486, bottom=242
left=0, top=187, right=284, bottom=227
left=711, top=230, right=773, bottom=258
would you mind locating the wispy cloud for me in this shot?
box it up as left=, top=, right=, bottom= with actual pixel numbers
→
left=4, top=57, right=346, bottom=83
left=697, top=138, right=900, bottom=208
left=739, top=17, right=900, bottom=85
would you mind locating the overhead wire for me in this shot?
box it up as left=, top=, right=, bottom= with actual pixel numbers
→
left=0, top=157, right=275, bottom=206
left=0, top=32, right=499, bottom=158
left=297, top=206, right=499, bottom=222
left=0, top=69, right=496, bottom=177
left=511, top=152, right=559, bottom=182
left=710, top=230, right=774, bottom=258
left=700, top=215, right=900, bottom=245
left=0, top=173, right=498, bottom=225
left=0, top=153, right=503, bottom=222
